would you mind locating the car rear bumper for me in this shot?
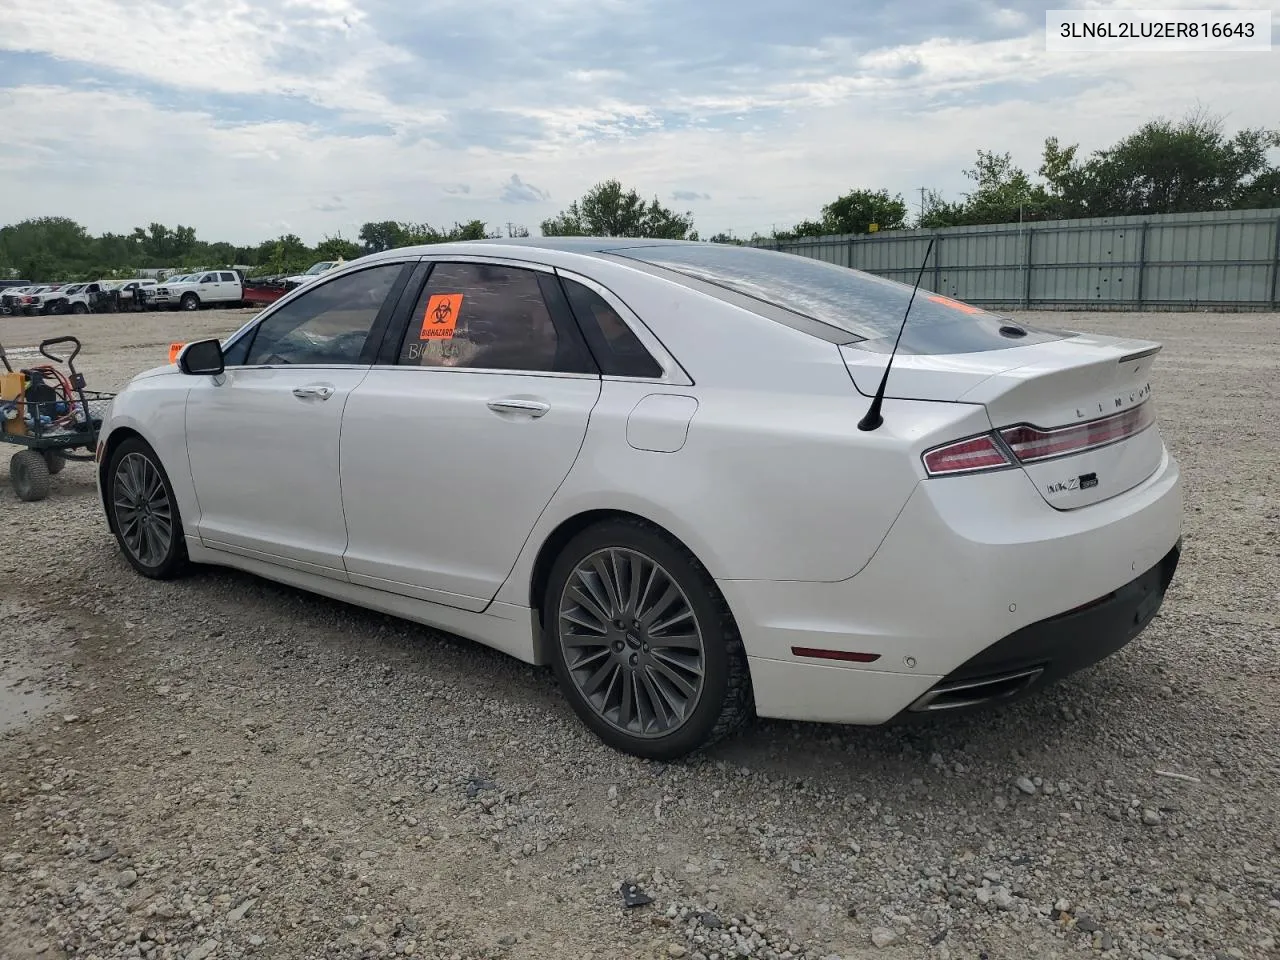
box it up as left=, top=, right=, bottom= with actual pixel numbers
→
left=900, top=538, right=1179, bottom=716
left=719, top=445, right=1182, bottom=725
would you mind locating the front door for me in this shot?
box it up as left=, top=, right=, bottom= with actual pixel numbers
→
left=194, top=273, right=219, bottom=301
left=341, top=260, right=601, bottom=610
left=185, top=261, right=409, bottom=576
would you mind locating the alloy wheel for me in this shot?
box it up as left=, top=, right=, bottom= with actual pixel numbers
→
left=113, top=452, right=174, bottom=567
left=557, top=547, right=706, bottom=738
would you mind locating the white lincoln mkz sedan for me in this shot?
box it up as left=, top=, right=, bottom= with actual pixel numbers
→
left=97, top=238, right=1182, bottom=759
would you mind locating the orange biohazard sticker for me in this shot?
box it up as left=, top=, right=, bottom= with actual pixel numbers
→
left=926, top=294, right=983, bottom=315
left=419, top=293, right=463, bottom=339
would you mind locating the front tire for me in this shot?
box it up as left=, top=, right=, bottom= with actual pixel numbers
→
left=106, top=437, right=189, bottom=579
left=71, top=302, right=88, bottom=315
left=180, top=293, right=199, bottom=311
left=10, top=450, right=51, bottom=501
left=544, top=518, right=753, bottom=760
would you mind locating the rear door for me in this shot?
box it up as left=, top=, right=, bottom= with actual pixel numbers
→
left=340, top=258, right=602, bottom=610
left=218, top=271, right=241, bottom=302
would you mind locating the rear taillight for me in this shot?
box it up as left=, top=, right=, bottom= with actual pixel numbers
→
left=999, top=402, right=1155, bottom=464
left=922, top=435, right=1013, bottom=476
left=923, top=401, right=1156, bottom=478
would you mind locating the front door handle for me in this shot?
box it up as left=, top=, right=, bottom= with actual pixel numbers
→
left=292, top=384, right=335, bottom=401
left=487, top=398, right=550, bottom=418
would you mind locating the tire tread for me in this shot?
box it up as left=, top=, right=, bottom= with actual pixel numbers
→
left=546, top=515, right=754, bottom=758
left=10, top=449, right=51, bottom=501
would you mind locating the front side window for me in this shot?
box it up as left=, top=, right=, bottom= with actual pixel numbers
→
left=398, top=262, right=592, bottom=373
left=244, top=263, right=403, bottom=366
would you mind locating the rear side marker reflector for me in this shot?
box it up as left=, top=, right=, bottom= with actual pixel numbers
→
left=922, top=400, right=1156, bottom=477
left=791, top=647, right=881, bottom=664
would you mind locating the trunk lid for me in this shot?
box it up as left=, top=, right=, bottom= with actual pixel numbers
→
left=841, top=333, right=1165, bottom=509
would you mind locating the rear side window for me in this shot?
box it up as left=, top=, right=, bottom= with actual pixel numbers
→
left=220, top=272, right=236, bottom=282
left=397, top=262, right=593, bottom=373
left=560, top=278, right=662, bottom=378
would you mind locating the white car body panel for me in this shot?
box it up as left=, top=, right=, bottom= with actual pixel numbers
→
left=95, top=239, right=1184, bottom=731
left=340, top=367, right=602, bottom=610
left=718, top=446, right=1180, bottom=718
left=185, top=366, right=370, bottom=576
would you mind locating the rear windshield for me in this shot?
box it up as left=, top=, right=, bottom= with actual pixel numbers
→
left=610, top=243, right=1065, bottom=353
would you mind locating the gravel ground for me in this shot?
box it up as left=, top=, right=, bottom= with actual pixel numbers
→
left=1, top=307, right=1277, bottom=960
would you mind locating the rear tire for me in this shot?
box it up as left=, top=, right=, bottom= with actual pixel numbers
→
left=44, top=451, right=67, bottom=475
left=106, top=437, right=189, bottom=579
left=10, top=450, right=51, bottom=502
left=544, top=518, right=753, bottom=760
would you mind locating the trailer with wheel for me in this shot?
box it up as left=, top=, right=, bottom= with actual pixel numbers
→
left=1, top=337, right=113, bottom=502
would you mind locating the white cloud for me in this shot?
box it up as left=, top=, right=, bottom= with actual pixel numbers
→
left=0, top=0, right=424, bottom=127
left=499, top=175, right=551, bottom=204
left=0, top=0, right=1277, bottom=242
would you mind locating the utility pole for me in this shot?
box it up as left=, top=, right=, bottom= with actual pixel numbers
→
left=919, top=187, right=927, bottom=223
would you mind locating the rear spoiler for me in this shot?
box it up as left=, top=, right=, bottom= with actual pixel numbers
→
left=1118, top=346, right=1161, bottom=364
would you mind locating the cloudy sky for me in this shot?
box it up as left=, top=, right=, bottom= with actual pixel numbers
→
left=0, top=0, right=1276, bottom=244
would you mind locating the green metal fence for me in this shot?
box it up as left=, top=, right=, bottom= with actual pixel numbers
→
left=751, top=208, right=1280, bottom=311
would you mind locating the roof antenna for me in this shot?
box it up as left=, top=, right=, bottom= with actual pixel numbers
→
left=858, top=236, right=936, bottom=432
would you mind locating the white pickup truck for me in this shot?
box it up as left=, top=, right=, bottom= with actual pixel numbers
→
left=152, top=270, right=244, bottom=311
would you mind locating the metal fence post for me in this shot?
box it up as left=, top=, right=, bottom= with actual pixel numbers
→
left=1136, top=221, right=1150, bottom=307
left=1023, top=228, right=1034, bottom=309
left=1270, top=216, right=1280, bottom=308
left=932, top=232, right=942, bottom=292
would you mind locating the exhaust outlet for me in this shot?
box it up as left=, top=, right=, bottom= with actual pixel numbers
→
left=908, top=667, right=1044, bottom=712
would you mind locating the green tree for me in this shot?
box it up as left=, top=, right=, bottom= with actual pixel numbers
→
left=955, top=151, right=1052, bottom=224
left=358, top=219, right=494, bottom=252
left=315, top=234, right=362, bottom=261
left=541, top=179, right=697, bottom=239
left=778, top=189, right=908, bottom=238
left=256, top=234, right=314, bottom=275
left=821, top=188, right=908, bottom=234
left=539, top=205, right=587, bottom=237
left=1041, top=111, right=1280, bottom=216
left=358, top=220, right=407, bottom=253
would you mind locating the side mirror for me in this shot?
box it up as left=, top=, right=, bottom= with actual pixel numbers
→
left=178, top=339, right=225, bottom=376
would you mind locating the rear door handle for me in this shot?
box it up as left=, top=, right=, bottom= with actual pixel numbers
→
left=292, top=384, right=335, bottom=401
left=487, top=398, right=550, bottom=418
